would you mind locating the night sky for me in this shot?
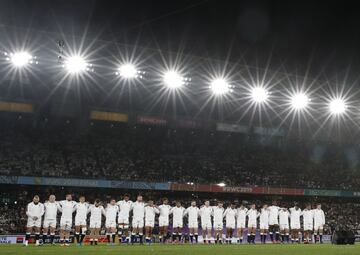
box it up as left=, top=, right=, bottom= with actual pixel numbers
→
left=1, top=0, right=360, bottom=75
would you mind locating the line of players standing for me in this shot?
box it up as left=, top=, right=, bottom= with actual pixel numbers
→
left=24, top=193, right=326, bottom=246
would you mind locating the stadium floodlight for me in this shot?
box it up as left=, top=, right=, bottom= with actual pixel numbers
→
left=210, top=78, right=230, bottom=95
left=217, top=182, right=226, bottom=187
left=64, top=56, right=88, bottom=74
left=8, top=51, right=33, bottom=67
left=118, top=64, right=137, bottom=78
left=251, top=87, right=268, bottom=103
left=163, top=71, right=184, bottom=89
left=329, top=98, right=346, bottom=115
left=291, top=93, right=309, bottom=110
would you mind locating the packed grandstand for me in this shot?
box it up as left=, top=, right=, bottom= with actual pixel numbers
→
left=1, top=118, right=360, bottom=189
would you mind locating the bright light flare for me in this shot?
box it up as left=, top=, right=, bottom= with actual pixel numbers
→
left=329, top=98, right=346, bottom=115
left=210, top=79, right=230, bottom=95
left=8, top=52, right=33, bottom=67
left=163, top=71, right=184, bottom=89
left=117, top=64, right=137, bottom=78
left=217, top=182, right=226, bottom=187
left=64, top=56, right=88, bottom=74
left=251, top=87, right=269, bottom=103
left=291, top=93, right=309, bottom=110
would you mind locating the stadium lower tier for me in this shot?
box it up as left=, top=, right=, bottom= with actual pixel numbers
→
left=1, top=184, right=359, bottom=238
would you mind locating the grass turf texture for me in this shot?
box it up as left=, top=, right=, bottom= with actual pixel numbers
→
left=1, top=244, right=360, bottom=255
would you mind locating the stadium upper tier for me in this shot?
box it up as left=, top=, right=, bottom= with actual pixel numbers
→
left=0, top=116, right=359, bottom=191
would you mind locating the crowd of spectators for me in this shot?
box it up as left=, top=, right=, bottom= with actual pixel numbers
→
left=1, top=122, right=360, bottom=190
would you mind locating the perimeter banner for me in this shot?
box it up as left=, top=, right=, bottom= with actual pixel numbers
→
left=0, top=236, right=24, bottom=244
left=175, top=119, right=206, bottom=129
left=136, top=115, right=167, bottom=126
left=90, top=110, right=128, bottom=122
left=0, top=234, right=334, bottom=244
left=0, top=175, right=170, bottom=190
left=1, top=175, right=360, bottom=198
left=170, top=183, right=305, bottom=196
left=216, top=122, right=249, bottom=133
left=305, top=189, right=360, bottom=198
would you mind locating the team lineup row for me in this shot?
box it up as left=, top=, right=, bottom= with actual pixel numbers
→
left=24, top=194, right=326, bottom=246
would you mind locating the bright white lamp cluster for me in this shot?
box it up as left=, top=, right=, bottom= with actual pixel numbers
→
left=251, top=87, right=269, bottom=103
left=2, top=50, right=350, bottom=116
left=4, top=51, right=38, bottom=67
left=210, top=79, right=233, bottom=95
left=63, top=56, right=93, bottom=74
left=115, top=64, right=145, bottom=79
left=329, top=98, right=346, bottom=115
left=290, top=93, right=310, bottom=110
left=163, top=71, right=191, bottom=89
left=163, top=71, right=184, bottom=89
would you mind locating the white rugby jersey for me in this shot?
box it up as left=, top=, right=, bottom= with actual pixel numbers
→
left=105, top=204, right=119, bottom=221
left=145, top=206, right=159, bottom=221
left=313, top=209, right=325, bottom=225
left=212, top=206, right=224, bottom=224
left=44, top=201, right=58, bottom=220
left=158, top=204, right=172, bottom=218
left=184, top=206, right=200, bottom=222
left=26, top=202, right=44, bottom=218
left=279, top=210, right=290, bottom=225
left=224, top=208, right=236, bottom=223
left=247, top=208, right=259, bottom=223
left=236, top=207, right=248, bottom=224
left=268, top=205, right=280, bottom=225
left=199, top=206, right=212, bottom=222
left=75, top=202, right=89, bottom=219
left=89, top=205, right=105, bottom=222
left=289, top=207, right=301, bottom=226
left=259, top=208, right=270, bottom=225
left=302, top=209, right=314, bottom=226
left=131, top=201, right=145, bottom=218
left=117, top=200, right=133, bottom=219
left=58, top=200, right=77, bottom=219
left=171, top=206, right=185, bottom=222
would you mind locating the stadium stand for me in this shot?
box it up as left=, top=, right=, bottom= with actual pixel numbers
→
left=0, top=118, right=359, bottom=190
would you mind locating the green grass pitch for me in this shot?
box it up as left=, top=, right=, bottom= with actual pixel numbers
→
left=1, top=244, right=360, bottom=255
